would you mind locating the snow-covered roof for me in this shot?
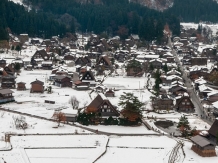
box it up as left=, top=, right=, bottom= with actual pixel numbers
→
left=194, top=77, right=207, bottom=85
left=207, top=91, right=218, bottom=97
left=166, top=75, right=182, bottom=80
left=198, top=84, right=215, bottom=92
left=98, top=93, right=107, bottom=100
left=212, top=101, right=218, bottom=109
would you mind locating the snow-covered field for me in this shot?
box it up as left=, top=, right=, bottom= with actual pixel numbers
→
left=1, top=134, right=217, bottom=163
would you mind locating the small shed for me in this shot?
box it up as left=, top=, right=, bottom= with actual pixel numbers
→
left=105, top=89, right=115, bottom=97
left=17, top=82, right=26, bottom=90
left=62, top=109, right=78, bottom=122
left=30, top=80, right=44, bottom=93
left=191, top=135, right=216, bottom=157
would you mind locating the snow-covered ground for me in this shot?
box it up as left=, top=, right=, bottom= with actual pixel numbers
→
left=181, top=22, right=218, bottom=36
left=1, top=134, right=218, bottom=163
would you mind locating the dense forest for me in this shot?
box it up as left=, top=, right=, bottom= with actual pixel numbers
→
left=0, top=0, right=67, bottom=40
left=0, top=0, right=180, bottom=41
left=1, top=0, right=218, bottom=41
left=165, top=0, right=218, bottom=22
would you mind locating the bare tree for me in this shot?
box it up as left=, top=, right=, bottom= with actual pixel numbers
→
left=12, top=115, right=28, bottom=130
left=69, top=96, right=79, bottom=110
left=0, top=111, right=5, bottom=118
left=52, top=111, right=66, bottom=127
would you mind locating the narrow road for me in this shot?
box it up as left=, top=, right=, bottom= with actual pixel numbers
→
left=0, top=107, right=159, bottom=136
left=169, top=37, right=213, bottom=125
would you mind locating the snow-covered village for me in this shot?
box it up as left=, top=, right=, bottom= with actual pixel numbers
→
left=0, top=21, right=218, bottom=163
left=1, top=0, right=218, bottom=163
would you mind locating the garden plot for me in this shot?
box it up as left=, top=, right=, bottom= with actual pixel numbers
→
left=97, top=136, right=177, bottom=163
left=0, top=135, right=108, bottom=163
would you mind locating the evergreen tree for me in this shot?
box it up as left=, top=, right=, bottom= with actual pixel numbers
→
left=177, top=115, right=191, bottom=137
left=119, top=92, right=143, bottom=123
left=14, top=63, right=21, bottom=72
left=15, top=45, right=21, bottom=54
left=163, top=64, right=168, bottom=73
left=70, top=19, right=75, bottom=34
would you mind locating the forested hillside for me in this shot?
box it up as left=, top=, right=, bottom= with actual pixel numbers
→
left=1, top=0, right=218, bottom=41
left=0, top=0, right=67, bottom=40
left=165, top=0, right=218, bottom=22
left=21, top=0, right=179, bottom=41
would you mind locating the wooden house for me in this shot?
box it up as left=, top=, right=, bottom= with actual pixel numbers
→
left=1, top=75, right=16, bottom=89
left=208, top=118, right=218, bottom=143
left=191, top=135, right=216, bottom=157
left=170, top=85, right=187, bottom=96
left=149, top=59, right=162, bottom=69
left=80, top=71, right=96, bottom=87
left=175, top=95, right=194, bottom=112
left=207, top=92, right=218, bottom=102
left=105, top=89, right=115, bottom=97
left=75, top=56, right=91, bottom=67
left=41, top=61, right=53, bottom=70
left=54, top=76, right=72, bottom=87
left=85, top=93, right=119, bottom=117
left=96, top=55, right=112, bottom=69
left=0, top=59, right=6, bottom=68
left=0, top=89, right=15, bottom=104
left=30, top=80, right=44, bottom=93
left=191, top=57, right=207, bottom=66
left=19, top=34, right=29, bottom=44
left=130, top=34, right=140, bottom=42
left=152, top=94, right=174, bottom=111
left=88, top=34, right=100, bottom=46
left=74, top=80, right=90, bottom=90
left=64, top=54, right=76, bottom=61
left=167, top=69, right=181, bottom=76
left=31, top=39, right=40, bottom=45
left=126, top=60, right=143, bottom=76
left=4, top=64, right=15, bottom=76
left=32, top=49, right=50, bottom=61
left=17, top=82, right=26, bottom=90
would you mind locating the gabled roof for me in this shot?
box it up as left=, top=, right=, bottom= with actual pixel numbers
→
left=86, top=93, right=119, bottom=115
left=17, top=82, right=26, bottom=84
left=97, top=55, right=112, bottom=66
left=55, top=75, right=71, bottom=80
left=176, top=95, right=194, bottom=107
left=31, top=80, right=44, bottom=85
left=81, top=71, right=95, bottom=81
left=191, top=135, right=214, bottom=147
left=166, top=75, right=182, bottom=80
left=208, top=119, right=218, bottom=137
left=0, top=89, right=14, bottom=94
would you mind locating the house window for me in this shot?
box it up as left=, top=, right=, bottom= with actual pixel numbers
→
left=85, top=77, right=87, bottom=79
left=107, top=109, right=110, bottom=112
left=104, top=105, right=107, bottom=108
left=102, top=109, right=104, bottom=112
left=89, top=77, right=91, bottom=79
left=186, top=102, right=190, bottom=105
left=182, top=102, right=185, bottom=105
